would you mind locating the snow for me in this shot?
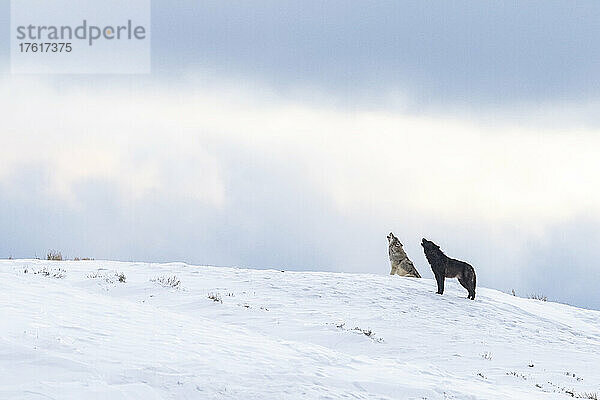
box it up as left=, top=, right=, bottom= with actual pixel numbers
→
left=1, top=259, right=599, bottom=399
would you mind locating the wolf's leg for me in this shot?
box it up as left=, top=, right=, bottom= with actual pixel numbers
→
left=458, top=277, right=471, bottom=299
left=458, top=277, right=471, bottom=298
left=464, top=268, right=476, bottom=300
left=404, top=261, right=421, bottom=278
left=468, top=278, right=476, bottom=300
left=435, top=273, right=445, bottom=294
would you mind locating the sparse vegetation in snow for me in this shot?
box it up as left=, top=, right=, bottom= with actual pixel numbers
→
left=46, top=250, right=63, bottom=261
left=87, top=270, right=127, bottom=284
left=528, top=293, right=548, bottom=301
left=116, top=272, right=126, bottom=283
left=23, top=266, right=66, bottom=279
left=334, top=322, right=384, bottom=343
left=208, top=292, right=223, bottom=303
left=151, top=275, right=181, bottom=289
left=577, top=393, right=598, bottom=400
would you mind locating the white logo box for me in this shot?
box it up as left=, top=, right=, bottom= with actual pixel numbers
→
left=11, top=0, right=151, bottom=74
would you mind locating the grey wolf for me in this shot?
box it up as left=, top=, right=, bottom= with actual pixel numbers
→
left=387, top=232, right=421, bottom=278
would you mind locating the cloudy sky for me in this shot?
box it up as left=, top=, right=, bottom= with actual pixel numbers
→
left=1, top=1, right=600, bottom=309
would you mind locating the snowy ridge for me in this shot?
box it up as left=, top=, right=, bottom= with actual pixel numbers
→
left=1, top=259, right=599, bottom=399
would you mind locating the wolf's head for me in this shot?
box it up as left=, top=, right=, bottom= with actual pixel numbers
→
left=387, top=232, right=402, bottom=247
left=421, top=238, right=441, bottom=255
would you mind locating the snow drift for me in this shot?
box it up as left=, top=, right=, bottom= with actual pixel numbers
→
left=1, top=259, right=599, bottom=399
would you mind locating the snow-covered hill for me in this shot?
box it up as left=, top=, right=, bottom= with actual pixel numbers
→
left=1, top=259, right=599, bottom=399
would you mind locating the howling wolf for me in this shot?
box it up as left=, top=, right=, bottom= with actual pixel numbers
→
left=421, top=238, right=476, bottom=300
left=387, top=233, right=421, bottom=278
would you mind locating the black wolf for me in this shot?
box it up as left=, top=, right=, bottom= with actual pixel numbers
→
left=421, top=238, right=476, bottom=300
